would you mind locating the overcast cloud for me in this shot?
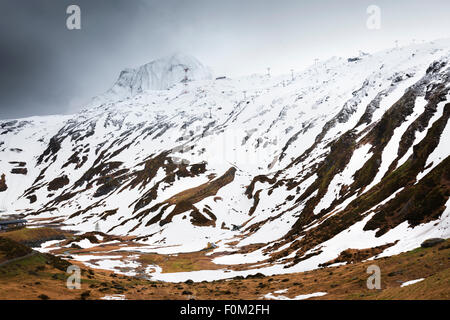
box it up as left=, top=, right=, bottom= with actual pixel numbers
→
left=1, top=0, right=449, bottom=119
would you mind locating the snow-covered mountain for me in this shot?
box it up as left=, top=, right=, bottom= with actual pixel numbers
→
left=1, top=40, right=449, bottom=278
left=101, top=52, right=213, bottom=101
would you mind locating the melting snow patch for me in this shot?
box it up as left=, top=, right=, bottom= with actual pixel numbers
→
left=145, top=265, right=163, bottom=274
left=86, top=258, right=141, bottom=276
left=71, top=255, right=122, bottom=262
left=35, top=240, right=63, bottom=253
left=400, top=278, right=424, bottom=287
left=70, top=239, right=98, bottom=249
left=70, top=254, right=141, bottom=276
left=274, top=289, right=288, bottom=294
left=264, top=291, right=327, bottom=300
left=101, top=294, right=126, bottom=300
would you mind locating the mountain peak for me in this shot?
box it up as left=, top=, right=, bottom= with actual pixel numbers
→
left=106, top=52, right=213, bottom=99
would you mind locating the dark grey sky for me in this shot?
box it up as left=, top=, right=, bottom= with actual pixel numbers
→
left=1, top=0, right=449, bottom=119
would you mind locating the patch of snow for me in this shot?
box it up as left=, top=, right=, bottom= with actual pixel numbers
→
left=101, top=294, right=126, bottom=300
left=264, top=291, right=327, bottom=300
left=400, top=278, right=425, bottom=287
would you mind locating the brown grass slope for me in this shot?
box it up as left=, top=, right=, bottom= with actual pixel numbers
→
left=0, top=237, right=448, bottom=300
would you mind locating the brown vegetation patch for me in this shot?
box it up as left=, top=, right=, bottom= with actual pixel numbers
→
left=26, top=194, right=37, bottom=204
left=190, top=207, right=216, bottom=227
left=0, top=227, right=68, bottom=247
left=47, top=175, right=70, bottom=191
left=138, top=250, right=224, bottom=274
left=159, top=167, right=236, bottom=225
left=10, top=168, right=27, bottom=175
left=319, top=242, right=397, bottom=267
left=0, top=237, right=32, bottom=262
left=0, top=174, right=7, bottom=192
left=8, top=161, right=26, bottom=167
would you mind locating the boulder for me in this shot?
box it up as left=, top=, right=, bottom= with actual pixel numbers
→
left=421, top=238, right=444, bottom=248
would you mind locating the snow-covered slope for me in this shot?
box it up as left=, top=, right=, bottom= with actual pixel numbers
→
left=1, top=40, right=450, bottom=277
